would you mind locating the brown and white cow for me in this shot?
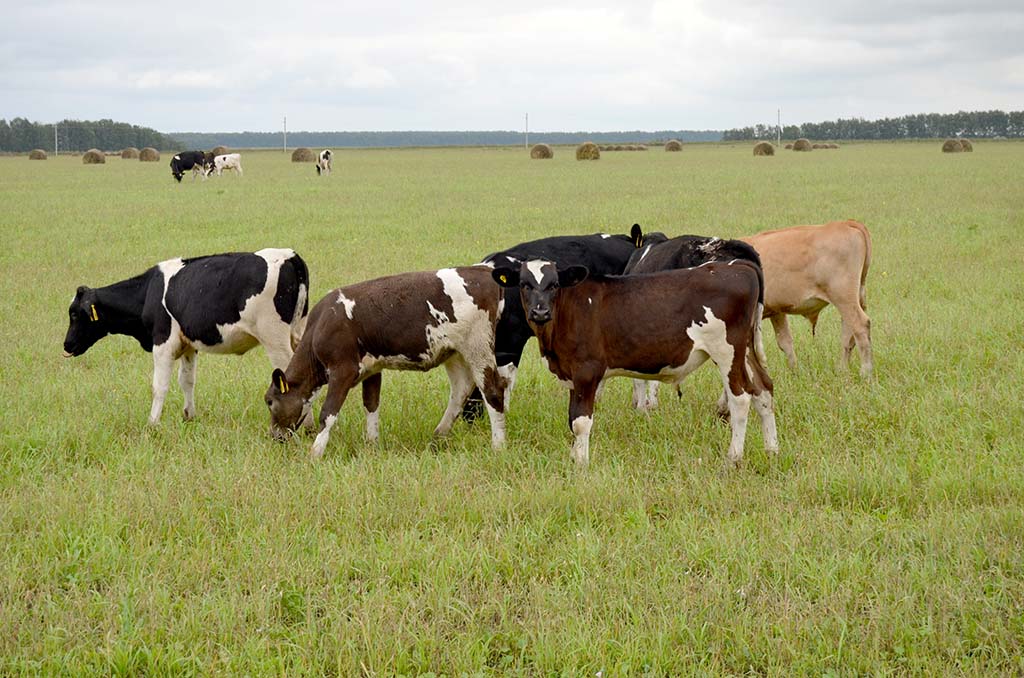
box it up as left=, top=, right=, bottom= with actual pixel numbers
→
left=265, top=267, right=508, bottom=459
left=741, top=220, right=872, bottom=376
left=492, top=259, right=778, bottom=469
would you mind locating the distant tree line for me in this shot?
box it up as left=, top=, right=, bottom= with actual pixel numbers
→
left=0, top=118, right=182, bottom=153
left=169, top=129, right=723, bottom=149
left=723, top=110, right=1024, bottom=141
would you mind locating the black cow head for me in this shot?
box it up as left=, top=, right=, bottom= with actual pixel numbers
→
left=266, top=368, right=308, bottom=441
left=492, top=260, right=588, bottom=326
left=63, top=286, right=108, bottom=357
left=170, top=155, right=184, bottom=182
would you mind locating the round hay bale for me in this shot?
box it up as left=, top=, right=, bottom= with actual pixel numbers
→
left=958, top=138, right=973, bottom=152
left=211, top=145, right=229, bottom=156
left=82, top=149, right=105, bottom=164
left=613, top=145, right=624, bottom=151
left=636, top=145, right=648, bottom=151
left=291, top=147, right=315, bottom=162
left=753, top=141, right=775, bottom=156
left=942, top=139, right=963, bottom=153
left=530, top=143, right=553, bottom=159
left=28, top=149, right=47, bottom=160
left=784, top=143, right=793, bottom=149
left=792, top=138, right=812, bottom=151
left=664, top=139, right=683, bottom=152
left=576, top=142, right=600, bottom=161
left=121, top=147, right=139, bottom=159
left=811, top=143, right=823, bottom=149
left=139, top=147, right=160, bottom=161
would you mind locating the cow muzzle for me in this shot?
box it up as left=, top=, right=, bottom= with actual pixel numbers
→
left=529, top=309, right=552, bottom=325
left=62, top=350, right=74, bottom=358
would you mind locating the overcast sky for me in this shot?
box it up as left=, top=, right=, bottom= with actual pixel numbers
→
left=2, top=0, right=1021, bottom=133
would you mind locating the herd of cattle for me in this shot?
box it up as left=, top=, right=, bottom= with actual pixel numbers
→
left=169, top=149, right=332, bottom=182
left=62, top=217, right=872, bottom=469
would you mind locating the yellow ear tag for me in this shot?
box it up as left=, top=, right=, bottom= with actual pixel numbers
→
left=499, top=275, right=507, bottom=284
left=90, top=304, right=99, bottom=321
left=279, top=376, right=289, bottom=393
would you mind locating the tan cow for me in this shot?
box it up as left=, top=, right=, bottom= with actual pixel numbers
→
left=741, top=220, right=873, bottom=377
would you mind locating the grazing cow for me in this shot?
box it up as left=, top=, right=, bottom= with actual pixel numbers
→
left=492, top=259, right=777, bottom=468
left=316, top=149, right=332, bottom=176
left=461, top=224, right=664, bottom=419
left=623, top=231, right=762, bottom=410
left=63, top=249, right=309, bottom=424
left=741, top=220, right=873, bottom=376
left=170, top=150, right=212, bottom=182
left=208, top=153, right=243, bottom=177
left=265, top=267, right=508, bottom=459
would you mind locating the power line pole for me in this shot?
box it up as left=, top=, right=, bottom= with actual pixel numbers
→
left=54, top=123, right=58, bottom=156
left=777, top=108, right=782, bottom=146
left=525, top=113, right=529, bottom=149
left=283, top=116, right=287, bottom=153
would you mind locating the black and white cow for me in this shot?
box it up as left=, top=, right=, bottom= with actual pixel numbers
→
left=492, top=259, right=777, bottom=469
left=623, top=231, right=762, bottom=410
left=265, top=267, right=507, bottom=459
left=63, top=249, right=309, bottom=424
left=207, top=153, right=243, bottom=177
left=316, top=149, right=332, bottom=176
left=170, top=151, right=213, bottom=182
left=461, top=224, right=665, bottom=419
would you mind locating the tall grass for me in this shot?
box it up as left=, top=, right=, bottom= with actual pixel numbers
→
left=1, top=143, right=1023, bottom=674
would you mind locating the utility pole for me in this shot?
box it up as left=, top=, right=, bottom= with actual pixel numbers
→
left=283, top=116, right=287, bottom=153
left=54, top=123, right=58, bottom=156
left=777, top=108, right=782, bottom=146
left=525, top=113, right=529, bottom=149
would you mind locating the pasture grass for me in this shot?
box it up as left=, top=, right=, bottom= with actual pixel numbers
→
left=1, top=142, right=1023, bottom=675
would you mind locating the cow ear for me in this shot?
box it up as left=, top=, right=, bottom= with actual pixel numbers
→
left=76, top=285, right=89, bottom=298
left=492, top=267, right=519, bottom=287
left=631, top=223, right=644, bottom=248
left=558, top=265, right=589, bottom=288
left=271, top=368, right=290, bottom=394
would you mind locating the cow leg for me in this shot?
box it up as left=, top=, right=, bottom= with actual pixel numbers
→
left=310, top=369, right=357, bottom=459
left=837, top=302, right=873, bottom=378
left=178, top=349, right=198, bottom=421
left=713, top=348, right=753, bottom=470
left=568, top=378, right=599, bottom=467
left=362, top=373, right=382, bottom=443
left=473, top=364, right=508, bottom=450
left=147, top=341, right=178, bottom=425
left=434, top=355, right=476, bottom=439
left=770, top=314, right=798, bottom=370
left=745, top=357, right=779, bottom=455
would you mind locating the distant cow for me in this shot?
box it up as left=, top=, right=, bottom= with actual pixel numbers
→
left=316, top=149, right=332, bottom=176
left=63, top=249, right=309, bottom=424
left=492, top=259, right=777, bottom=468
left=208, top=153, right=243, bottom=177
left=741, top=220, right=873, bottom=376
left=265, top=267, right=508, bottom=459
left=462, top=224, right=663, bottom=419
left=170, top=150, right=212, bottom=182
left=623, top=230, right=762, bottom=410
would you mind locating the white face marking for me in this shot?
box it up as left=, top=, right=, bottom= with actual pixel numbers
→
left=526, top=260, right=551, bottom=286
left=336, top=291, right=356, bottom=319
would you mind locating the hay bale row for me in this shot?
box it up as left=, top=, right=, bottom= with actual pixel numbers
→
left=139, top=147, right=160, bottom=161
left=82, top=149, right=105, bottom=164
left=753, top=142, right=774, bottom=156
left=576, top=142, right=600, bottom=161
left=792, top=138, right=813, bottom=151
left=597, top=144, right=648, bottom=151
left=29, top=149, right=47, bottom=160
left=664, top=140, right=683, bottom=152
left=530, top=143, right=553, bottom=159
left=121, top=147, right=140, bottom=159
left=291, top=147, right=315, bottom=162
left=211, top=145, right=229, bottom=156
left=943, top=139, right=973, bottom=153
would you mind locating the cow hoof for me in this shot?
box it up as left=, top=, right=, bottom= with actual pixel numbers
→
left=183, top=409, right=195, bottom=422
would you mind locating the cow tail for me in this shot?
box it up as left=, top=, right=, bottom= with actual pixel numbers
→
left=848, top=220, right=872, bottom=311
left=290, top=254, right=310, bottom=348
left=744, top=261, right=770, bottom=376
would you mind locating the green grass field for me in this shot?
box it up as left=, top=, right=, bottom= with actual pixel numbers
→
left=2, top=142, right=1023, bottom=675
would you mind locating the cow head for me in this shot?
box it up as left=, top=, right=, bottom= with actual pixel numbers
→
left=63, top=286, right=108, bottom=357
left=170, top=156, right=184, bottom=182
left=492, top=260, right=588, bottom=326
left=266, top=368, right=309, bottom=441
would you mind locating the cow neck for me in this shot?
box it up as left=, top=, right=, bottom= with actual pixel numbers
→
left=285, top=334, right=326, bottom=399
left=95, top=272, right=152, bottom=348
